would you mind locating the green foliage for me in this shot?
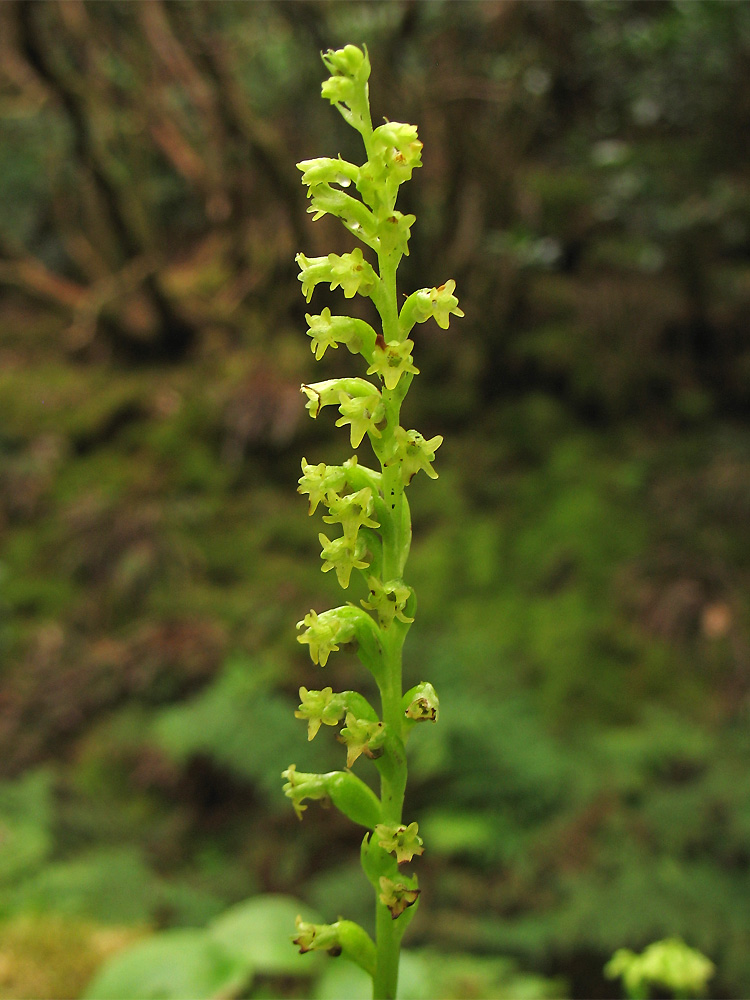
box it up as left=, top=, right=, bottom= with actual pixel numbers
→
left=211, top=896, right=323, bottom=977
left=0, top=770, right=53, bottom=886
left=153, top=654, right=308, bottom=799
left=83, top=928, right=249, bottom=1000
left=606, top=938, right=715, bottom=1000
left=9, top=847, right=154, bottom=925
left=313, top=948, right=565, bottom=1000
left=83, top=894, right=322, bottom=1000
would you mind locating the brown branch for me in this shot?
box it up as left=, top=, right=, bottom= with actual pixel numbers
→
left=0, top=255, right=87, bottom=311
left=149, top=118, right=207, bottom=188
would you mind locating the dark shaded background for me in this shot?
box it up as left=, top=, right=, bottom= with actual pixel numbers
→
left=2, top=1, right=750, bottom=996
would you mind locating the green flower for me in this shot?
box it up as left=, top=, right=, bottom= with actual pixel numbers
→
left=294, top=686, right=346, bottom=741
left=370, top=122, right=422, bottom=191
left=357, top=123, right=423, bottom=208
left=293, top=918, right=376, bottom=978
left=282, top=765, right=382, bottom=827
left=296, top=608, right=356, bottom=666
left=305, top=309, right=342, bottom=361
left=375, top=211, right=417, bottom=258
left=386, top=427, right=443, bottom=481
left=374, top=822, right=424, bottom=865
left=297, top=249, right=378, bottom=301
left=318, top=532, right=369, bottom=588
left=328, top=248, right=379, bottom=299
left=300, top=380, right=341, bottom=419
left=372, top=122, right=422, bottom=170
left=339, top=712, right=387, bottom=767
left=378, top=876, right=420, bottom=920
left=305, top=309, right=377, bottom=361
left=322, top=487, right=380, bottom=542
left=400, top=279, right=465, bottom=333
left=297, top=156, right=359, bottom=189
left=297, top=458, right=347, bottom=515
left=361, top=577, right=414, bottom=628
left=293, top=918, right=342, bottom=956
left=301, top=377, right=376, bottom=419
left=296, top=253, right=332, bottom=302
left=336, top=391, right=384, bottom=448
left=366, top=339, right=419, bottom=391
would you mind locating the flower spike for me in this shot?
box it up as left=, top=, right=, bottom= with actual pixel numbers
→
left=287, top=42, right=461, bottom=994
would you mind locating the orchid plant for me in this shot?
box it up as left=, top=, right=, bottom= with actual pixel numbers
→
left=281, top=44, right=462, bottom=1000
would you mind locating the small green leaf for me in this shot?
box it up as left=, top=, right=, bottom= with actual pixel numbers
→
left=210, top=894, right=322, bottom=977
left=83, top=929, right=248, bottom=1000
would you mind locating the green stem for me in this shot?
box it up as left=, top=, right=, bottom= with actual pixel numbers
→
left=359, top=98, right=423, bottom=995
left=373, top=897, right=401, bottom=999
left=373, top=639, right=407, bottom=1000
left=370, top=239, right=410, bottom=999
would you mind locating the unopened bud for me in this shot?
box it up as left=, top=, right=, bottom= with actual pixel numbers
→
left=403, top=681, right=439, bottom=722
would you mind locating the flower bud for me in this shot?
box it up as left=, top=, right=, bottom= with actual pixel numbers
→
left=402, top=681, right=439, bottom=723
left=339, top=712, right=387, bottom=767
left=321, top=45, right=370, bottom=82
left=374, top=821, right=424, bottom=865
left=282, top=764, right=382, bottom=828
left=319, top=46, right=371, bottom=135
left=385, top=427, right=443, bottom=481
left=320, top=73, right=358, bottom=111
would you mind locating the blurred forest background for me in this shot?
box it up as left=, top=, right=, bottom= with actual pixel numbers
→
left=2, top=0, right=750, bottom=997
